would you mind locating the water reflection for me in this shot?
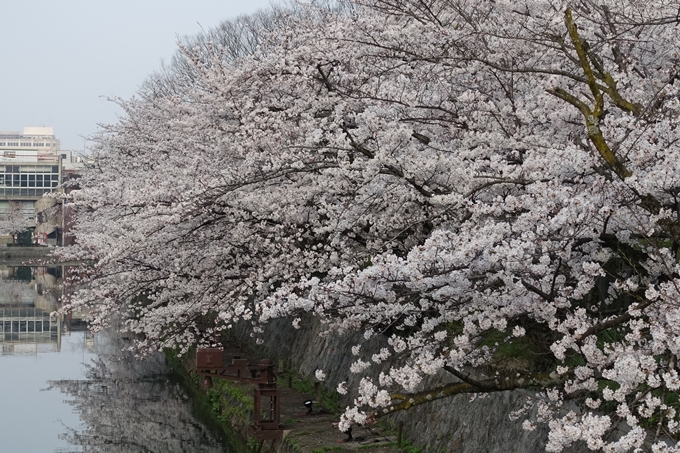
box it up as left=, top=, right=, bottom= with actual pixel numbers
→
left=49, top=331, right=228, bottom=453
left=0, top=266, right=67, bottom=354
left=0, top=266, right=233, bottom=453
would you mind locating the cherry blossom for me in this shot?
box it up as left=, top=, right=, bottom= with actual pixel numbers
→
left=59, top=0, right=680, bottom=450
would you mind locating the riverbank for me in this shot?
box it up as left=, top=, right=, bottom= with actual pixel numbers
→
left=168, top=337, right=408, bottom=453
left=166, top=348, right=253, bottom=453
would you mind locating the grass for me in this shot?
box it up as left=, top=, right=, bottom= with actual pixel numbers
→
left=399, top=440, right=424, bottom=453
left=206, top=381, right=253, bottom=423
left=370, top=420, right=424, bottom=453
left=311, top=447, right=345, bottom=453
left=287, top=437, right=303, bottom=453
left=279, top=371, right=341, bottom=414
left=354, top=440, right=423, bottom=453
left=162, top=347, right=251, bottom=453
left=477, top=327, right=547, bottom=372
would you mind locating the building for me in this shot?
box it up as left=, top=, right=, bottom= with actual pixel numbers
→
left=0, top=127, right=62, bottom=199
left=0, top=127, right=60, bottom=153
left=0, top=127, right=69, bottom=245
left=0, top=266, right=85, bottom=354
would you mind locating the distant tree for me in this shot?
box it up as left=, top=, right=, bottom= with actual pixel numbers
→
left=60, top=0, right=680, bottom=450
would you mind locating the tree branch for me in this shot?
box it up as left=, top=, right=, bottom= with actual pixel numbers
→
left=383, top=371, right=562, bottom=415
left=575, top=298, right=656, bottom=346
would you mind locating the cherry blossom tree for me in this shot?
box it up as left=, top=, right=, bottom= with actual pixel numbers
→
left=59, top=0, right=680, bottom=450
left=0, top=201, right=32, bottom=244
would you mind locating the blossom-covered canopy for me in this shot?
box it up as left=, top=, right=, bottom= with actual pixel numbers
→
left=60, top=1, right=680, bottom=450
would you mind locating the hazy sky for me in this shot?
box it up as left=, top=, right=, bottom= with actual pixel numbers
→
left=0, top=0, right=276, bottom=152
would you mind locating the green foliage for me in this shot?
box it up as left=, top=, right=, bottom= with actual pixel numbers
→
left=358, top=445, right=386, bottom=450
left=286, top=437, right=302, bottom=453
left=562, top=350, right=586, bottom=369
left=366, top=421, right=423, bottom=453
left=203, top=379, right=254, bottom=425
left=217, top=379, right=255, bottom=409
left=162, top=348, right=251, bottom=453
left=247, top=439, right=261, bottom=452
left=596, top=326, right=628, bottom=350
left=361, top=256, right=373, bottom=269
left=280, top=371, right=341, bottom=414
left=478, top=327, right=546, bottom=372
left=16, top=230, right=33, bottom=246
left=357, top=440, right=423, bottom=453
left=634, top=387, right=680, bottom=432
left=399, top=440, right=424, bottom=453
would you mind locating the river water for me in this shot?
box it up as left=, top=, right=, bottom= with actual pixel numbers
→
left=0, top=265, right=235, bottom=453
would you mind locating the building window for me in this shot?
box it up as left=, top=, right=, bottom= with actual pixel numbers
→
left=20, top=142, right=30, bottom=147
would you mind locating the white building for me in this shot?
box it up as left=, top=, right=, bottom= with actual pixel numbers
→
left=0, top=127, right=68, bottom=245
left=0, top=127, right=60, bottom=153
left=0, top=127, right=63, bottom=201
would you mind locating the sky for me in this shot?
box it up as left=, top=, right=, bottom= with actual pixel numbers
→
left=0, top=0, right=276, bottom=152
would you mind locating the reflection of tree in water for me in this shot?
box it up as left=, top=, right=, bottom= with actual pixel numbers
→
left=48, top=332, right=227, bottom=453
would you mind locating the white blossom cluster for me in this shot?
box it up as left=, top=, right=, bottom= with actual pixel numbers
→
left=59, top=0, right=680, bottom=450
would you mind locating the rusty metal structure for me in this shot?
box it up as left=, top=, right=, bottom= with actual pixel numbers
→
left=195, top=348, right=282, bottom=440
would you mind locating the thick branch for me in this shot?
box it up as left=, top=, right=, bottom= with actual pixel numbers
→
left=547, top=86, right=631, bottom=180
left=443, top=365, right=495, bottom=390
left=383, top=372, right=562, bottom=415
left=521, top=279, right=554, bottom=302
left=575, top=299, right=656, bottom=346
left=544, top=9, right=640, bottom=181
left=565, top=9, right=642, bottom=116
left=546, top=87, right=590, bottom=117
left=599, top=73, right=642, bottom=115
left=565, top=8, right=601, bottom=99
